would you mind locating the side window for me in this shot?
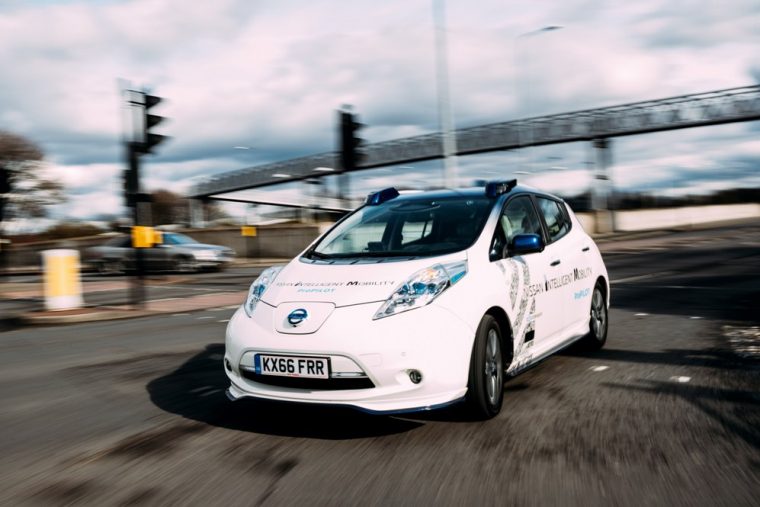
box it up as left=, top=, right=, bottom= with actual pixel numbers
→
left=536, top=197, right=571, bottom=242
left=501, top=196, right=543, bottom=244
left=490, top=195, right=543, bottom=261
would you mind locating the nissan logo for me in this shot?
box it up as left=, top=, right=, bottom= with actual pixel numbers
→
left=287, top=308, right=309, bottom=326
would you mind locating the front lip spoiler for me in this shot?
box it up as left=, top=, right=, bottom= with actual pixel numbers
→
left=224, top=387, right=464, bottom=415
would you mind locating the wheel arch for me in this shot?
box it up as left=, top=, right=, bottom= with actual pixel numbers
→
left=595, top=275, right=610, bottom=308
left=484, top=306, right=514, bottom=367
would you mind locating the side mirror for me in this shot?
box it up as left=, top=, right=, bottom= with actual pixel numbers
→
left=510, top=234, right=544, bottom=256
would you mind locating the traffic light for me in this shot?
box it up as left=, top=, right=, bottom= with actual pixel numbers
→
left=339, top=110, right=365, bottom=171
left=139, top=93, right=167, bottom=154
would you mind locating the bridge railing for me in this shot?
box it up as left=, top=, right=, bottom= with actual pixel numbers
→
left=190, top=85, right=760, bottom=198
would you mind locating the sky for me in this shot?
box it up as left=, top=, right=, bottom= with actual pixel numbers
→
left=1, top=0, right=759, bottom=227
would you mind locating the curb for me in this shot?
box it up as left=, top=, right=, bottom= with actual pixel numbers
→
left=16, top=309, right=158, bottom=326
left=0, top=260, right=283, bottom=278
left=8, top=302, right=240, bottom=327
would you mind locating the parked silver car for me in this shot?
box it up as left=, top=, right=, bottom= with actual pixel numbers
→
left=86, top=232, right=235, bottom=274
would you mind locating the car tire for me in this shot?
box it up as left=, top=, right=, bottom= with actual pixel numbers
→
left=582, top=282, right=608, bottom=350
left=97, top=259, right=125, bottom=275
left=173, top=256, right=198, bottom=273
left=466, top=315, right=504, bottom=419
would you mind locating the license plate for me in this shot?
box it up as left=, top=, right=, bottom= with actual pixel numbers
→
left=255, top=354, right=330, bottom=379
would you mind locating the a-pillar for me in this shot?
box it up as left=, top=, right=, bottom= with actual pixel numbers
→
left=591, top=138, right=616, bottom=234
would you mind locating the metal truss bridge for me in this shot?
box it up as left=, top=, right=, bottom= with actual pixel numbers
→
left=190, top=85, right=760, bottom=199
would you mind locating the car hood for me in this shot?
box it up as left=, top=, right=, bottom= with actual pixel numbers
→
left=262, top=253, right=467, bottom=307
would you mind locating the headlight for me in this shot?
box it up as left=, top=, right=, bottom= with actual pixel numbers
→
left=373, top=260, right=467, bottom=320
left=243, top=266, right=283, bottom=317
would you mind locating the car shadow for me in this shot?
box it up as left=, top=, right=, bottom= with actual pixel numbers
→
left=147, top=344, right=424, bottom=439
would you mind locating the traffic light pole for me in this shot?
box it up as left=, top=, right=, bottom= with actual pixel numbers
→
left=122, top=88, right=168, bottom=309
left=126, top=143, right=146, bottom=308
left=338, top=108, right=365, bottom=209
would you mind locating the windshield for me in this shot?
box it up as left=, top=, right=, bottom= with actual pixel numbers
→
left=164, top=233, right=198, bottom=245
left=306, top=195, right=494, bottom=259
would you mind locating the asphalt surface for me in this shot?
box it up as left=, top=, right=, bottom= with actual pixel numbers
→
left=1, top=224, right=759, bottom=506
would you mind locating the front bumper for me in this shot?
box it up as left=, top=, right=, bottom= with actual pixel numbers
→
left=224, top=302, right=475, bottom=413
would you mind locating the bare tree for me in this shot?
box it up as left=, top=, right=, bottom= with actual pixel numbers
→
left=149, top=190, right=230, bottom=226
left=0, top=130, right=65, bottom=227
left=151, top=189, right=186, bottom=225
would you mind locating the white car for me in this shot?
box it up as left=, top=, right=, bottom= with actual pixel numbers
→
left=224, top=181, right=609, bottom=418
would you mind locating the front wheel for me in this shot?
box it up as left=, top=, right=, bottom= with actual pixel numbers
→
left=581, top=282, right=608, bottom=350
left=97, top=259, right=125, bottom=275
left=466, top=315, right=504, bottom=420
left=173, top=256, right=198, bottom=273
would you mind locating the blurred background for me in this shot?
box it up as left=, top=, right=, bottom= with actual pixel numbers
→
left=1, top=1, right=759, bottom=506
left=1, top=0, right=759, bottom=242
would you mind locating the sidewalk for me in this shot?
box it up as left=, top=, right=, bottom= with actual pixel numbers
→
left=0, top=259, right=289, bottom=328
left=4, top=290, right=246, bottom=326
left=0, top=257, right=288, bottom=277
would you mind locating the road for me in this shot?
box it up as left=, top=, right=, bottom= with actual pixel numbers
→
left=0, top=223, right=758, bottom=506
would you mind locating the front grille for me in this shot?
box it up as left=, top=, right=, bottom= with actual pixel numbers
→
left=240, top=368, right=375, bottom=390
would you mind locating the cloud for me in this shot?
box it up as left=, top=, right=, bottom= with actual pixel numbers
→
left=0, top=0, right=758, bottom=226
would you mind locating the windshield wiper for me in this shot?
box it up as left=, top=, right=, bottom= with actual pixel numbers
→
left=306, top=250, right=333, bottom=260
left=308, top=250, right=427, bottom=259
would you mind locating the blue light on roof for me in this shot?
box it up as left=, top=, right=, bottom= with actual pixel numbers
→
left=485, top=179, right=517, bottom=198
left=366, top=187, right=400, bottom=205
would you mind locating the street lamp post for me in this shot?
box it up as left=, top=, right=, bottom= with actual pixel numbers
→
left=514, top=26, right=563, bottom=172
left=433, top=0, right=458, bottom=188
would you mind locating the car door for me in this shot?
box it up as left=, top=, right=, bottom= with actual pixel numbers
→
left=555, top=202, right=596, bottom=330
left=534, top=196, right=577, bottom=346
left=142, top=236, right=168, bottom=271
left=492, top=195, right=556, bottom=361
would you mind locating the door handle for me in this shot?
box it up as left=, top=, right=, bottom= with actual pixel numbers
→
left=550, top=259, right=561, bottom=267
left=582, top=246, right=590, bottom=252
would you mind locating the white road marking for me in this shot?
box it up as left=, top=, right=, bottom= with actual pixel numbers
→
left=197, top=316, right=214, bottom=320
left=151, top=285, right=219, bottom=292
left=590, top=365, right=609, bottom=372
left=635, top=313, right=649, bottom=317
left=689, top=316, right=703, bottom=320
left=217, top=319, right=230, bottom=323
left=610, top=272, right=673, bottom=284
left=670, top=376, right=691, bottom=383
left=172, top=313, right=190, bottom=317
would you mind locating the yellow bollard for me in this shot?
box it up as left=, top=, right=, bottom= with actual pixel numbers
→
left=42, top=249, right=83, bottom=311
